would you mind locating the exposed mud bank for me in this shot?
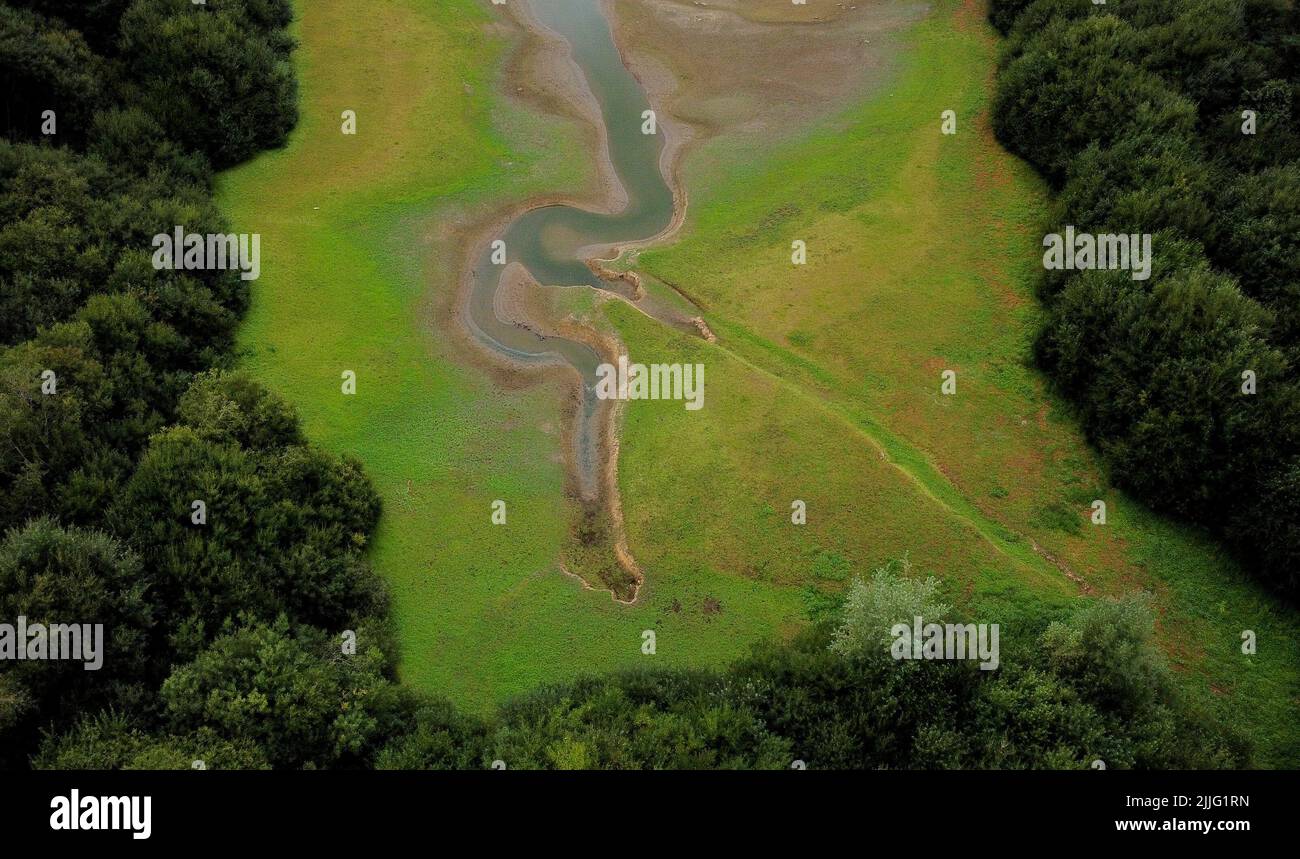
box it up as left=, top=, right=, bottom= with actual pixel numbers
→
left=442, top=0, right=924, bottom=602
left=448, top=0, right=688, bottom=602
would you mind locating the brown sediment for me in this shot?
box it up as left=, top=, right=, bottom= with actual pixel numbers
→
left=439, top=0, right=923, bottom=603
left=607, top=0, right=928, bottom=152
left=495, top=262, right=645, bottom=601
left=440, top=0, right=700, bottom=604
left=691, top=316, right=718, bottom=343
left=436, top=1, right=626, bottom=390
left=584, top=258, right=645, bottom=300
left=410, top=1, right=634, bottom=601
left=495, top=2, right=628, bottom=214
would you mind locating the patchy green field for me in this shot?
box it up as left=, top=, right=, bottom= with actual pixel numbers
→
left=218, top=0, right=812, bottom=709
left=219, top=0, right=1298, bottom=764
left=625, top=0, right=1299, bottom=764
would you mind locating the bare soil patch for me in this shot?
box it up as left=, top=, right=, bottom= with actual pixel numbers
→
left=609, top=0, right=928, bottom=146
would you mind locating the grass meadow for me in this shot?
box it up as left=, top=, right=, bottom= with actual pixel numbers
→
left=219, top=0, right=1298, bottom=764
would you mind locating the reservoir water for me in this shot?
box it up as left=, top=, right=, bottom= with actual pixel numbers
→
left=466, top=0, right=676, bottom=498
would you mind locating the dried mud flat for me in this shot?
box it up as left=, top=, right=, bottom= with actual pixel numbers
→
left=609, top=0, right=928, bottom=149
left=439, top=0, right=926, bottom=601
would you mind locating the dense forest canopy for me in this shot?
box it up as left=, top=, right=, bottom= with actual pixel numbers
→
left=0, top=0, right=1290, bottom=769
left=991, top=0, right=1300, bottom=599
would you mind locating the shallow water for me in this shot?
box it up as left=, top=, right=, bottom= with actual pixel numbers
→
left=465, top=0, right=675, bottom=498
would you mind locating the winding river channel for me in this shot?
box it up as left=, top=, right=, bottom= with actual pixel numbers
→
left=465, top=0, right=676, bottom=499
